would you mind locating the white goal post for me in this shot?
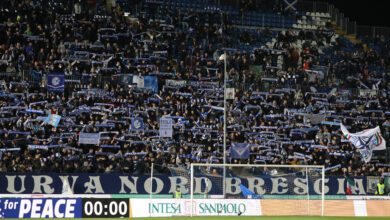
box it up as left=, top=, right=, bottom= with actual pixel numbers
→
left=190, top=163, right=325, bottom=217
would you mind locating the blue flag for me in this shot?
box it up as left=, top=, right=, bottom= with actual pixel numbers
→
left=131, top=117, right=144, bottom=130
left=47, top=73, right=65, bottom=93
left=240, top=184, right=262, bottom=199
left=230, top=143, right=250, bottom=159
left=144, top=76, right=158, bottom=93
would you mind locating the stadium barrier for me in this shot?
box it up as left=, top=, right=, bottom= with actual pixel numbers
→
left=1, top=197, right=390, bottom=218
left=128, top=199, right=390, bottom=217
left=0, top=173, right=388, bottom=217
left=0, top=173, right=385, bottom=195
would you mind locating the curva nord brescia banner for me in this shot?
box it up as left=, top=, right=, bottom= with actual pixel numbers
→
left=0, top=173, right=374, bottom=195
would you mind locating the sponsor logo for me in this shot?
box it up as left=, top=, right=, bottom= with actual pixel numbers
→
left=130, top=199, right=260, bottom=217
left=149, top=203, right=181, bottom=214
left=199, top=202, right=246, bottom=214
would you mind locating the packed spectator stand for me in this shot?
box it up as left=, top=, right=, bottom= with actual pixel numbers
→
left=0, top=0, right=389, bottom=177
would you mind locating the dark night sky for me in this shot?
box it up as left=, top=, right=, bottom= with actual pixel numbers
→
left=317, top=0, right=390, bottom=27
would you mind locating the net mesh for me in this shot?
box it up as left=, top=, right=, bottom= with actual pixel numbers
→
left=189, top=164, right=324, bottom=216
left=152, top=164, right=324, bottom=216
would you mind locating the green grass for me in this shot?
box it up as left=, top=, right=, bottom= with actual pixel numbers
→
left=2, top=217, right=388, bottom=220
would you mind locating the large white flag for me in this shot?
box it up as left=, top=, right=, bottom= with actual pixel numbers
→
left=159, top=117, right=173, bottom=138
left=340, top=124, right=386, bottom=163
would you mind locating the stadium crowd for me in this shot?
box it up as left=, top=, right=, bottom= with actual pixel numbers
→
left=0, top=0, right=389, bottom=176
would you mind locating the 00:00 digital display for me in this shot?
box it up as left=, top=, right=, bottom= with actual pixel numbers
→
left=82, top=199, right=129, bottom=218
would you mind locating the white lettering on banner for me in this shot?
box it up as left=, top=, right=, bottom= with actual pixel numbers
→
left=194, top=178, right=213, bottom=194
left=168, top=177, right=189, bottom=194
left=130, top=199, right=262, bottom=217
left=0, top=174, right=368, bottom=195
left=337, top=178, right=345, bottom=194
left=293, top=178, right=307, bottom=195
left=65, top=199, right=76, bottom=217
left=32, top=176, right=54, bottom=193
left=313, top=179, right=329, bottom=195
left=41, top=199, right=53, bottom=218
left=314, top=178, right=329, bottom=195
left=19, top=200, right=31, bottom=218
left=84, top=177, right=104, bottom=193
left=270, top=177, right=288, bottom=194
left=119, top=176, right=138, bottom=193
left=18, top=199, right=77, bottom=218
left=335, top=178, right=365, bottom=195
left=54, top=200, right=65, bottom=218
left=226, top=178, right=241, bottom=194
left=6, top=175, right=26, bottom=193
left=247, top=178, right=265, bottom=195
left=59, top=176, right=78, bottom=193
left=144, top=177, right=164, bottom=194
left=31, top=199, right=43, bottom=218
left=354, top=179, right=366, bottom=195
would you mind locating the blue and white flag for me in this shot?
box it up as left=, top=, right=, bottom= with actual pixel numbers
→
left=28, top=145, right=48, bottom=150
left=230, top=142, right=250, bottom=159
left=0, top=148, right=21, bottom=152
left=26, top=109, right=44, bottom=114
left=131, top=117, right=144, bottom=130
left=47, top=73, right=65, bottom=93
left=44, top=114, right=61, bottom=127
left=341, top=124, right=386, bottom=163
left=159, top=117, right=173, bottom=138
left=79, top=132, right=101, bottom=145
left=100, top=145, right=121, bottom=149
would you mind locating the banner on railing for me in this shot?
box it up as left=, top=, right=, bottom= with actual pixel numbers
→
left=0, top=173, right=374, bottom=195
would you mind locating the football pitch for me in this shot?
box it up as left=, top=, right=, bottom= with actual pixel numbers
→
left=4, top=217, right=388, bottom=220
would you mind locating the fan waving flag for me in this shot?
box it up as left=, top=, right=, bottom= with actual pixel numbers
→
left=47, top=73, right=65, bottom=93
left=230, top=143, right=250, bottom=159
left=340, top=124, right=386, bottom=163
left=131, top=117, right=144, bottom=130
left=44, top=114, right=61, bottom=127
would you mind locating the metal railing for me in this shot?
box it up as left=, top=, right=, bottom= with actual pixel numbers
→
left=328, top=4, right=357, bottom=35
left=0, top=71, right=41, bottom=85
left=356, top=25, right=390, bottom=39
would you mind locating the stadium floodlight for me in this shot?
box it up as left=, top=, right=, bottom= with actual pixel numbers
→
left=187, top=163, right=325, bottom=217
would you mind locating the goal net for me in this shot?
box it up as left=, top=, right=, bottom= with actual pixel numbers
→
left=188, top=163, right=325, bottom=216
